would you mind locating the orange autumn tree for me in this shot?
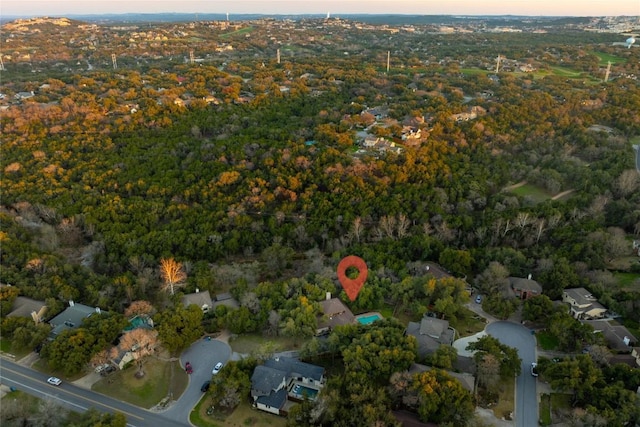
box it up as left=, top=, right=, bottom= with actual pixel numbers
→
left=159, top=257, right=186, bottom=295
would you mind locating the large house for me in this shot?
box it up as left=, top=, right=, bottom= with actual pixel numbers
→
left=49, top=301, right=103, bottom=338
left=250, top=356, right=325, bottom=416
left=562, top=288, right=607, bottom=320
left=583, top=320, right=637, bottom=352
left=316, top=296, right=356, bottom=335
left=406, top=315, right=455, bottom=358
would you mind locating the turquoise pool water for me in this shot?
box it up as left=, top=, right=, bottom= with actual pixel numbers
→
left=357, top=313, right=382, bottom=325
left=293, top=384, right=318, bottom=399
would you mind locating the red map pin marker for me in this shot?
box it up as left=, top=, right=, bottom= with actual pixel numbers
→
left=337, top=255, right=368, bottom=302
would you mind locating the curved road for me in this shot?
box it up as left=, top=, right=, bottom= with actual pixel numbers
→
left=486, top=321, right=538, bottom=427
left=161, top=338, right=232, bottom=422
left=0, top=337, right=232, bottom=426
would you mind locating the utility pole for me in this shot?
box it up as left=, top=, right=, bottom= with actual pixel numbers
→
left=386, top=51, right=390, bottom=73
left=190, top=49, right=195, bottom=65
left=277, top=48, right=280, bottom=64
left=111, top=53, right=117, bottom=70
left=495, top=55, right=502, bottom=73
left=0, top=56, right=5, bottom=71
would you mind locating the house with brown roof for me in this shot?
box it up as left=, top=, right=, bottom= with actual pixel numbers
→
left=562, top=288, right=607, bottom=320
left=508, top=276, right=542, bottom=300
left=584, top=320, right=637, bottom=353
left=181, top=289, right=213, bottom=313
left=316, top=296, right=356, bottom=335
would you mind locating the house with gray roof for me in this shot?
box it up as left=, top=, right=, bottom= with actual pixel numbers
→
left=181, top=289, right=213, bottom=313
left=48, top=300, right=102, bottom=338
left=7, top=296, right=47, bottom=324
left=584, top=320, right=637, bottom=352
left=562, top=287, right=607, bottom=320
left=250, top=356, right=325, bottom=416
left=406, top=315, right=455, bottom=358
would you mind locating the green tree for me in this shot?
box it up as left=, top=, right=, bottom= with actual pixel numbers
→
left=154, top=304, right=203, bottom=354
left=466, top=335, right=521, bottom=380
left=412, top=369, right=474, bottom=426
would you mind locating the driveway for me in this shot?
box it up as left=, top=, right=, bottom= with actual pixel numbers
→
left=160, top=337, right=232, bottom=423
left=486, top=321, right=537, bottom=427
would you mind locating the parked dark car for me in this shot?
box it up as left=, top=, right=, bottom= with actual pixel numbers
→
left=201, top=381, right=210, bottom=392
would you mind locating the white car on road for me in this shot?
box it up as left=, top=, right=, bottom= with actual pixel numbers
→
left=47, top=377, right=62, bottom=386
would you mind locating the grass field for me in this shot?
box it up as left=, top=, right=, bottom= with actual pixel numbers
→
left=228, top=334, right=298, bottom=354
left=614, top=272, right=640, bottom=291
left=191, top=396, right=287, bottom=427
left=220, top=26, right=254, bottom=39
left=492, top=378, right=515, bottom=421
left=536, top=330, right=559, bottom=351
left=92, top=358, right=187, bottom=408
left=509, top=183, right=553, bottom=203
left=548, top=66, right=584, bottom=78
left=591, top=51, right=626, bottom=65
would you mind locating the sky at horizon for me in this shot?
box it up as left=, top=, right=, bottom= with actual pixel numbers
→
left=2, top=0, right=640, bottom=18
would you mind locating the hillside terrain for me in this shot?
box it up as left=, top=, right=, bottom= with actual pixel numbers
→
left=1, top=14, right=640, bottom=427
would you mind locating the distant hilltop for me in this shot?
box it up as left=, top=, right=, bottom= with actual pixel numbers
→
left=2, top=17, right=87, bottom=31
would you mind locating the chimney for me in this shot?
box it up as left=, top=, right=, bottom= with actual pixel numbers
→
left=69, top=300, right=75, bottom=307
left=326, top=292, right=331, bottom=301
left=527, top=273, right=532, bottom=280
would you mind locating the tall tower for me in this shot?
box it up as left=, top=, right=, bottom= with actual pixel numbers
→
left=226, top=12, right=229, bottom=22
left=111, top=53, right=117, bottom=70
left=277, top=49, right=281, bottom=64
left=604, top=61, right=611, bottom=82
left=386, top=51, right=390, bottom=73
left=190, top=49, right=195, bottom=65
left=495, top=55, right=502, bottom=73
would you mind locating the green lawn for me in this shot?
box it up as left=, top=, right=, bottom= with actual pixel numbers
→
left=614, top=272, right=640, bottom=291
left=509, top=183, right=553, bottom=203
left=0, top=338, right=12, bottom=353
left=536, top=330, right=559, bottom=351
left=190, top=396, right=287, bottom=427
left=220, top=26, right=254, bottom=39
left=450, top=307, right=487, bottom=337
left=549, top=66, right=583, bottom=78
left=92, top=358, right=187, bottom=409
left=228, top=334, right=298, bottom=354
left=591, top=51, right=626, bottom=65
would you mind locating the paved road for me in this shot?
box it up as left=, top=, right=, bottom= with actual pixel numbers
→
left=486, top=321, right=538, bottom=427
left=0, top=358, right=186, bottom=427
left=160, top=337, right=232, bottom=422
left=1, top=337, right=232, bottom=426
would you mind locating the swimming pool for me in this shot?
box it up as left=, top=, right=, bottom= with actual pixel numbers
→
left=292, top=384, right=319, bottom=399
left=356, top=313, right=383, bottom=325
